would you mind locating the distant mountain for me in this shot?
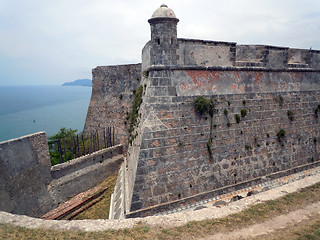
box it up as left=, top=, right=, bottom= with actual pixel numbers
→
left=62, top=79, right=92, bottom=87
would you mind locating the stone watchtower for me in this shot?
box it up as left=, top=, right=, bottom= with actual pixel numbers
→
left=148, top=4, right=179, bottom=66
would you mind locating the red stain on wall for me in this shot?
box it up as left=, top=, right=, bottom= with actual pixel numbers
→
left=255, top=72, right=264, bottom=86
left=231, top=84, right=237, bottom=90
left=184, top=70, right=223, bottom=92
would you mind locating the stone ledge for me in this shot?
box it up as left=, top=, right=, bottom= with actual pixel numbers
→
left=146, top=65, right=320, bottom=72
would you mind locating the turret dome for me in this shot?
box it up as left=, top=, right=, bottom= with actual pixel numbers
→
left=151, top=4, right=177, bottom=19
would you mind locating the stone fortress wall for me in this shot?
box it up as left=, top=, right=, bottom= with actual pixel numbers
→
left=88, top=5, right=320, bottom=218
left=84, top=64, right=141, bottom=149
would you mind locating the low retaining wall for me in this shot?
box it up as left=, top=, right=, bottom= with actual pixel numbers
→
left=49, top=145, right=124, bottom=207
left=0, top=133, right=124, bottom=217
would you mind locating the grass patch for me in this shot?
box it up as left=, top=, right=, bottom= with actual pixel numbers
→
left=248, top=214, right=320, bottom=240
left=1, top=183, right=320, bottom=239
left=72, top=173, right=118, bottom=220
left=128, top=85, right=143, bottom=144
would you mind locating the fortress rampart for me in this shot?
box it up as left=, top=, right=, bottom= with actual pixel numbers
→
left=93, top=5, right=320, bottom=218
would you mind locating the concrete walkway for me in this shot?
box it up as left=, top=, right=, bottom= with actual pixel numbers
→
left=0, top=166, right=319, bottom=232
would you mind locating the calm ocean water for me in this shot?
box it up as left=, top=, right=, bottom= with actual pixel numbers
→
left=0, top=86, right=92, bottom=142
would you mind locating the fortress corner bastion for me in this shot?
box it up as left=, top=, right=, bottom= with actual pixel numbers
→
left=83, top=4, right=320, bottom=219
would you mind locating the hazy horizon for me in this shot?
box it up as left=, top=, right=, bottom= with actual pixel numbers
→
left=1, top=0, right=319, bottom=86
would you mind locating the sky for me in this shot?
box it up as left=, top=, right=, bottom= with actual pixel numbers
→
left=0, top=0, right=319, bottom=86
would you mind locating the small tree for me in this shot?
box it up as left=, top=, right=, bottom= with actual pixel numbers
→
left=48, top=127, right=77, bottom=165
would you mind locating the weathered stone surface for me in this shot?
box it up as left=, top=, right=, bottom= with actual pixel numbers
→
left=84, top=64, right=141, bottom=149
left=85, top=5, right=320, bottom=218
left=0, top=132, right=53, bottom=217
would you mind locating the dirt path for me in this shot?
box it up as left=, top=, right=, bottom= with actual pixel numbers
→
left=199, top=201, right=320, bottom=240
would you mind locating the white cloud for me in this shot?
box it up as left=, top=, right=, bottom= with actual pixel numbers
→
left=0, top=0, right=319, bottom=85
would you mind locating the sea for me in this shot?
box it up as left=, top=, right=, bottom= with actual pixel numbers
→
left=0, top=86, right=92, bottom=142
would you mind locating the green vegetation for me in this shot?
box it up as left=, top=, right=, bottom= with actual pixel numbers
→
left=48, top=127, right=79, bottom=166
left=119, top=94, right=123, bottom=100
left=128, top=85, right=143, bottom=144
left=207, top=140, right=214, bottom=162
left=177, top=141, right=184, bottom=148
left=48, top=127, right=110, bottom=166
left=142, top=71, right=149, bottom=78
left=277, top=129, right=286, bottom=142
left=287, top=110, right=294, bottom=121
left=314, top=104, right=320, bottom=117
left=235, top=114, right=241, bottom=124
left=227, top=101, right=231, bottom=106
left=240, top=109, right=247, bottom=118
left=245, top=145, right=252, bottom=151
left=242, top=100, right=246, bottom=105
left=227, top=122, right=231, bottom=127
left=194, top=96, right=215, bottom=162
left=223, top=109, right=228, bottom=116
left=194, top=96, right=214, bottom=116
left=72, top=174, right=118, bottom=220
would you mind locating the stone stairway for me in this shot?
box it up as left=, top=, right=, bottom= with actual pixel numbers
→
left=109, top=160, right=126, bottom=219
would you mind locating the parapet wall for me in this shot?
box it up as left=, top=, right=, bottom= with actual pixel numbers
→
left=0, top=133, right=52, bottom=217
left=142, top=38, right=320, bottom=71
left=0, top=132, right=123, bottom=217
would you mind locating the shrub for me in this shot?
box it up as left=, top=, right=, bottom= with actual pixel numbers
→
left=227, top=122, right=231, bottom=127
left=224, top=109, right=228, bottom=116
left=119, top=94, right=123, bottom=100
left=235, top=114, right=241, bottom=124
left=142, top=71, right=149, bottom=78
left=277, top=129, right=286, bottom=142
left=194, top=96, right=209, bottom=115
left=287, top=110, right=294, bottom=121
left=314, top=104, right=320, bottom=117
left=194, top=96, right=215, bottom=116
left=242, top=100, right=246, bottom=105
left=240, top=109, right=247, bottom=118
left=245, top=145, right=252, bottom=150
left=177, top=141, right=184, bottom=148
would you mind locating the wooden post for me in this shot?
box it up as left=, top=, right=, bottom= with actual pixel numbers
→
left=77, top=135, right=80, bottom=157
left=113, top=126, right=115, bottom=146
left=63, top=137, right=67, bottom=162
left=82, top=134, right=85, bottom=156
left=104, top=128, right=107, bottom=148
left=72, top=136, right=76, bottom=159
left=96, top=130, right=99, bottom=151
left=58, top=139, right=63, bottom=164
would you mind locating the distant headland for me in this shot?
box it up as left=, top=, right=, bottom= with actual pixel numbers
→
left=62, top=79, right=92, bottom=87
